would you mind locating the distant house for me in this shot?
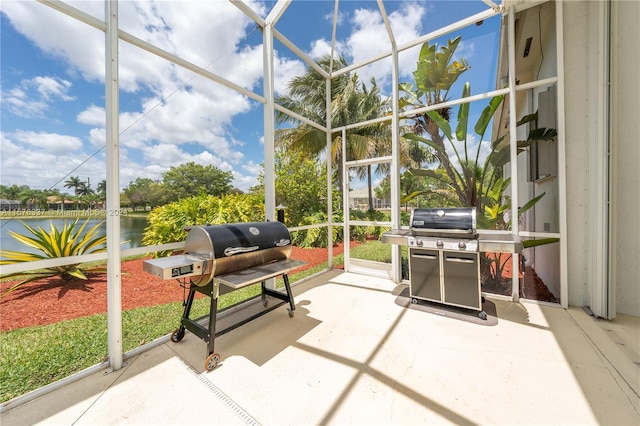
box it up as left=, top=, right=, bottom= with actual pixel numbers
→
left=46, top=195, right=75, bottom=210
left=349, top=188, right=390, bottom=210
left=0, top=199, right=20, bottom=211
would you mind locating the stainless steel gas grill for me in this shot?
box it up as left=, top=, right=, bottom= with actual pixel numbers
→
left=143, top=221, right=304, bottom=370
left=383, top=207, right=523, bottom=320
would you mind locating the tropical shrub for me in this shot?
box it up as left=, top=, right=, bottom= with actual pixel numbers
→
left=142, top=193, right=266, bottom=254
left=349, top=209, right=389, bottom=242
left=0, top=219, right=107, bottom=296
left=291, top=211, right=344, bottom=248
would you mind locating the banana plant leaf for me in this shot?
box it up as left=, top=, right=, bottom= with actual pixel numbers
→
left=402, top=133, right=446, bottom=154
left=522, top=238, right=560, bottom=249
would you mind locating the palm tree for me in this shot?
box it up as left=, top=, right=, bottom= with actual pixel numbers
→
left=95, top=179, right=107, bottom=208
left=1, top=184, right=28, bottom=201
left=64, top=176, right=83, bottom=196
left=76, top=181, right=94, bottom=196
left=19, top=188, right=47, bottom=210
left=96, top=180, right=107, bottom=196
left=275, top=54, right=410, bottom=211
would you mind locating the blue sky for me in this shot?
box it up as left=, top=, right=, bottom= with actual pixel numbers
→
left=0, top=0, right=501, bottom=194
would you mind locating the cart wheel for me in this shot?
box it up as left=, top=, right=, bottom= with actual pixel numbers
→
left=288, top=309, right=295, bottom=318
left=411, top=298, right=418, bottom=305
left=263, top=299, right=269, bottom=308
left=170, top=328, right=185, bottom=343
left=478, top=311, right=488, bottom=320
left=205, top=353, right=221, bottom=371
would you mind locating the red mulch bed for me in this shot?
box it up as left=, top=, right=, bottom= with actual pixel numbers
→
left=482, top=252, right=558, bottom=303
left=0, top=243, right=557, bottom=332
left=0, top=244, right=354, bottom=332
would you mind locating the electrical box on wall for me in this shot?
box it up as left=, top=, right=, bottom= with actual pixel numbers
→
left=529, top=86, right=558, bottom=181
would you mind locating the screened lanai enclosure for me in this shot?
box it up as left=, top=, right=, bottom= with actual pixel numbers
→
left=8, top=0, right=626, bottom=404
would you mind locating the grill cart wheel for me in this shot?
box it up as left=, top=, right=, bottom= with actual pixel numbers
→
left=288, top=309, right=294, bottom=318
left=205, top=353, right=221, bottom=371
left=478, top=311, right=488, bottom=320
left=171, top=327, right=185, bottom=343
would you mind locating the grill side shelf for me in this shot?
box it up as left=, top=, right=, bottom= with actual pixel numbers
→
left=381, top=230, right=411, bottom=246
left=215, top=259, right=306, bottom=289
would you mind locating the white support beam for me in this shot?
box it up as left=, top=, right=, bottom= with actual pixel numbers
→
left=230, top=0, right=265, bottom=27
left=377, top=0, right=397, bottom=49
left=329, top=0, right=339, bottom=74
left=336, top=114, right=392, bottom=132
left=263, top=25, right=276, bottom=222
left=586, top=0, right=611, bottom=318
left=105, top=0, right=122, bottom=371
left=401, top=87, right=510, bottom=120
left=265, top=0, right=290, bottom=26
left=345, top=156, right=393, bottom=168
left=262, top=21, right=277, bottom=290
left=555, top=0, right=569, bottom=310
left=507, top=6, right=520, bottom=302
left=39, top=0, right=106, bottom=31
left=273, top=29, right=329, bottom=78
left=390, top=49, right=402, bottom=283
left=274, top=104, right=328, bottom=132
left=341, top=128, right=349, bottom=271
left=326, top=78, right=334, bottom=267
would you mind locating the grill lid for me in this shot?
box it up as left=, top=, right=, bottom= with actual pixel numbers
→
left=410, top=207, right=476, bottom=235
left=188, top=222, right=291, bottom=260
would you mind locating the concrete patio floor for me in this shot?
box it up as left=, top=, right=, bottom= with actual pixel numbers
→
left=1, top=270, right=639, bottom=425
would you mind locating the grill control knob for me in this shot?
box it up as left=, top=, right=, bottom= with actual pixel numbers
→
left=416, top=239, right=423, bottom=247
left=436, top=240, right=444, bottom=248
left=458, top=241, right=466, bottom=249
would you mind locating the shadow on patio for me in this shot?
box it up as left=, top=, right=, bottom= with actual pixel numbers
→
left=1, top=270, right=638, bottom=425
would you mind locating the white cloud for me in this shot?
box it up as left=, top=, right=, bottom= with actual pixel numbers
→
left=0, top=132, right=104, bottom=191
left=2, top=76, right=74, bottom=118
left=273, top=54, right=307, bottom=95
left=308, top=39, right=344, bottom=62
left=12, top=130, right=83, bottom=154
left=1, top=1, right=105, bottom=83
left=31, top=76, right=74, bottom=101
left=77, top=105, right=105, bottom=126
left=2, top=87, right=48, bottom=118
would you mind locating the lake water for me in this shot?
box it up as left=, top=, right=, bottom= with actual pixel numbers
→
left=0, top=216, right=148, bottom=254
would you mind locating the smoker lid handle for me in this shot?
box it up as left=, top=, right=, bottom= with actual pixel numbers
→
left=223, top=246, right=259, bottom=256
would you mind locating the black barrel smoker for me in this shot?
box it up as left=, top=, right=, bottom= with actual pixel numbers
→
left=143, top=221, right=304, bottom=370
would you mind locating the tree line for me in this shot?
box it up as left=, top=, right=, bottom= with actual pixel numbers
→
left=0, top=162, right=236, bottom=211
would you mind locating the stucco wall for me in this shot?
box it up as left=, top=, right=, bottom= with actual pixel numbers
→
left=611, top=0, right=640, bottom=316
left=562, top=2, right=590, bottom=308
